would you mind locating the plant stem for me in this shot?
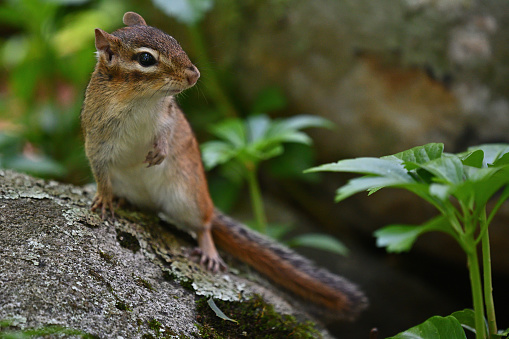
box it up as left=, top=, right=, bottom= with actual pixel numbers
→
left=466, top=244, right=487, bottom=339
left=246, top=166, right=267, bottom=234
left=481, top=227, right=497, bottom=336
left=187, top=24, right=237, bottom=118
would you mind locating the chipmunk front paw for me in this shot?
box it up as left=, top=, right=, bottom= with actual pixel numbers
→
left=144, top=141, right=168, bottom=167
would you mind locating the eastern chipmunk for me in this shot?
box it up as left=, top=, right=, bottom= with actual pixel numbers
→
left=81, top=12, right=367, bottom=320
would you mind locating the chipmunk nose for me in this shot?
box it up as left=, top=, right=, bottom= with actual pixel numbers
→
left=185, top=65, right=200, bottom=86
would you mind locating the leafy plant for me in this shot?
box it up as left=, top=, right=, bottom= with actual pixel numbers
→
left=0, top=0, right=125, bottom=183
left=307, top=143, right=509, bottom=339
left=202, top=113, right=333, bottom=233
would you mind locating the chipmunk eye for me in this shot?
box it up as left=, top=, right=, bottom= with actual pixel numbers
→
left=138, top=52, right=156, bottom=67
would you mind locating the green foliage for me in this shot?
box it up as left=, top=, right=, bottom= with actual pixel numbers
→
left=202, top=114, right=332, bottom=173
left=389, top=314, right=467, bottom=339
left=202, top=113, right=332, bottom=233
left=0, top=0, right=125, bottom=182
left=285, top=233, right=348, bottom=256
left=308, top=143, right=509, bottom=339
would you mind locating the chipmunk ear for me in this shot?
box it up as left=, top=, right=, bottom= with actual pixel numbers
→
left=94, top=29, right=120, bottom=62
left=123, top=12, right=147, bottom=26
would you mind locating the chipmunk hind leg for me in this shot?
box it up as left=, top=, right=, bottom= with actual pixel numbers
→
left=193, top=224, right=227, bottom=273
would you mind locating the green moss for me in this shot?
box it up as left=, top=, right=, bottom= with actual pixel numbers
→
left=148, top=318, right=162, bottom=333
left=179, top=277, right=195, bottom=292
left=195, top=295, right=321, bottom=338
left=0, top=319, right=99, bottom=338
left=98, top=250, right=115, bottom=264
left=133, top=274, right=155, bottom=291
left=115, top=301, right=132, bottom=311
left=116, top=229, right=141, bottom=253
left=162, top=270, right=178, bottom=282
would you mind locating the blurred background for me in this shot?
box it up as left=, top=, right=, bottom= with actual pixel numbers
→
left=1, top=0, right=509, bottom=337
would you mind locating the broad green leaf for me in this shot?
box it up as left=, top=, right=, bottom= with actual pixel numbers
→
left=246, top=115, right=271, bottom=143
left=248, top=143, right=284, bottom=161
left=335, top=176, right=416, bottom=202
left=286, top=233, right=349, bottom=256
left=421, top=154, right=464, bottom=185
left=375, top=216, right=451, bottom=253
left=278, top=115, right=335, bottom=131
left=468, top=144, right=509, bottom=167
left=455, top=168, right=509, bottom=207
left=492, top=151, right=509, bottom=167
left=207, top=298, right=238, bottom=323
left=153, top=0, right=214, bottom=25
left=451, top=309, right=477, bottom=334
left=307, top=157, right=412, bottom=181
left=429, top=183, right=451, bottom=201
left=389, top=315, right=466, bottom=339
left=384, top=143, right=444, bottom=170
left=264, top=130, right=312, bottom=145
left=7, top=155, right=67, bottom=178
left=459, top=149, right=484, bottom=168
left=200, top=141, right=237, bottom=170
left=209, top=119, right=246, bottom=148
left=266, top=223, right=294, bottom=240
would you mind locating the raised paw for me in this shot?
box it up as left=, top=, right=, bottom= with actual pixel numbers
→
left=91, top=193, right=115, bottom=219
left=191, top=248, right=227, bottom=273
left=144, top=142, right=168, bottom=167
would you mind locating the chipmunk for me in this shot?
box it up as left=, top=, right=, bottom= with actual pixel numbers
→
left=81, top=11, right=367, bottom=320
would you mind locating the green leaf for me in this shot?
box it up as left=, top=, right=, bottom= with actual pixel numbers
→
left=207, top=298, right=238, bottom=323
left=374, top=216, right=451, bottom=253
left=266, top=223, right=295, bottom=240
left=389, top=315, right=466, bottom=339
left=278, top=115, right=335, bottom=131
left=459, top=149, right=484, bottom=168
left=286, top=233, right=349, bottom=256
left=209, top=119, right=246, bottom=148
left=6, top=155, right=67, bottom=178
left=246, top=115, right=271, bottom=143
left=454, top=167, right=509, bottom=207
left=201, top=141, right=237, bottom=170
left=451, top=309, right=477, bottom=334
left=307, top=157, right=412, bottom=180
left=468, top=144, right=509, bottom=166
left=429, top=183, right=452, bottom=201
left=421, top=154, right=464, bottom=185
left=384, top=143, right=444, bottom=170
left=335, top=176, right=417, bottom=202
left=492, top=151, right=509, bottom=167
left=153, top=0, right=214, bottom=25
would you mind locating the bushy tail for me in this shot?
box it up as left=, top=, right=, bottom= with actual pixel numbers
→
left=211, top=210, right=367, bottom=320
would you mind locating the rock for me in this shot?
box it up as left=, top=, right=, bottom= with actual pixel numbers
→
left=201, top=0, right=509, bottom=156
left=0, top=170, right=332, bottom=338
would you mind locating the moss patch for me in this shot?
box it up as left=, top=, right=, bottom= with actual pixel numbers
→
left=98, top=250, right=115, bottom=264
left=0, top=319, right=99, bottom=338
left=134, top=275, right=155, bottom=291
left=195, top=295, right=321, bottom=338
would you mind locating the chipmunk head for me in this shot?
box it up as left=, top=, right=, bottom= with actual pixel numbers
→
left=93, top=12, right=199, bottom=97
